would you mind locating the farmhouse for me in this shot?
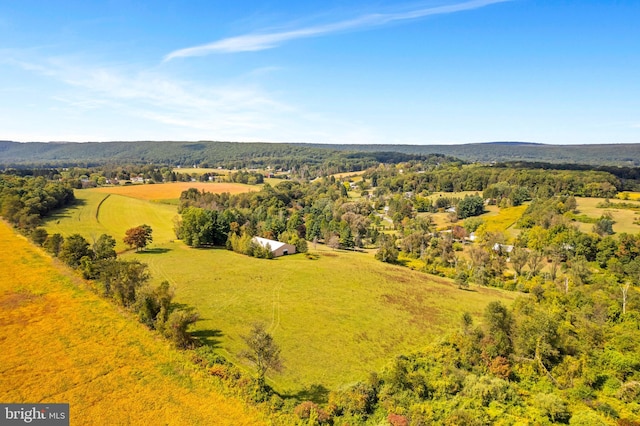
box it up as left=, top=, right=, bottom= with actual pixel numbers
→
left=252, top=236, right=296, bottom=257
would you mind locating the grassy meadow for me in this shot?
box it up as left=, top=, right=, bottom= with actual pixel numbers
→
left=44, top=190, right=178, bottom=252
left=91, top=181, right=257, bottom=201
left=0, top=221, right=264, bottom=425
left=44, top=183, right=257, bottom=252
left=124, top=243, right=516, bottom=394
left=574, top=196, right=640, bottom=234
left=479, top=204, right=528, bottom=239
left=41, top=184, right=518, bottom=396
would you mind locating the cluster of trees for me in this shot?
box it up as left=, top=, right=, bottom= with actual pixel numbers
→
left=227, top=233, right=274, bottom=259
left=29, top=224, right=200, bottom=349
left=174, top=180, right=378, bottom=255
left=229, top=170, right=265, bottom=185
left=0, top=175, right=74, bottom=231
left=384, top=190, right=640, bottom=304
left=42, top=225, right=198, bottom=348
left=365, top=162, right=621, bottom=197
left=307, top=284, right=640, bottom=424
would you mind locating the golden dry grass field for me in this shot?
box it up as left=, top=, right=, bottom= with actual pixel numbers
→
left=617, top=191, right=640, bottom=201
left=574, top=197, right=640, bottom=234
left=92, top=181, right=256, bottom=201
left=332, top=171, right=365, bottom=181
left=479, top=204, right=528, bottom=240
left=0, top=221, right=265, bottom=425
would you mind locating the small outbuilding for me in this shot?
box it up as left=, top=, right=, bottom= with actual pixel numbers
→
left=252, top=237, right=296, bottom=257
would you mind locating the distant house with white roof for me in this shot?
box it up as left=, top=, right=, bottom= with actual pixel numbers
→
left=252, top=237, right=296, bottom=257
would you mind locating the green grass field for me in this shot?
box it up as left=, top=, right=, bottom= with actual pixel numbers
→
left=43, top=186, right=518, bottom=397
left=44, top=189, right=178, bottom=252
left=124, top=244, right=516, bottom=394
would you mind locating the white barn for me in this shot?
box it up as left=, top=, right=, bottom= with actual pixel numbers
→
left=252, top=237, right=296, bottom=257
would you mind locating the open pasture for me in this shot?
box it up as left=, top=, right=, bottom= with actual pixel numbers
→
left=174, top=167, right=229, bottom=175
left=43, top=189, right=178, bottom=252
left=574, top=197, right=640, bottom=234
left=332, top=170, right=366, bottom=181
left=92, top=181, right=256, bottom=201
left=0, top=221, right=264, bottom=425
left=617, top=191, right=640, bottom=201
left=43, top=186, right=518, bottom=396
left=125, top=243, right=517, bottom=395
left=479, top=204, right=528, bottom=239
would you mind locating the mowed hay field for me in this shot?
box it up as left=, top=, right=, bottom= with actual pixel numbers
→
left=91, top=181, right=257, bottom=201
left=574, top=196, right=640, bottom=234
left=0, top=221, right=264, bottom=425
left=43, top=183, right=258, bottom=251
left=125, top=243, right=517, bottom=394
left=44, top=190, right=178, bottom=252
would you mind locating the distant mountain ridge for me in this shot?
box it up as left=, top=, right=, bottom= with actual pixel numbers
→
left=0, top=140, right=638, bottom=167
left=297, top=141, right=640, bottom=166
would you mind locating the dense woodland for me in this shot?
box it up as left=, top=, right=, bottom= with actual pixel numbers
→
left=2, top=154, right=640, bottom=424
left=0, top=140, right=444, bottom=175
left=2, top=140, right=640, bottom=170
left=304, top=142, right=640, bottom=167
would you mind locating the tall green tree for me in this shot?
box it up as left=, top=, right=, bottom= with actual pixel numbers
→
left=98, top=259, right=150, bottom=307
left=457, top=195, right=485, bottom=219
left=60, top=234, right=92, bottom=268
left=93, top=234, right=117, bottom=260
left=240, top=323, right=283, bottom=388
left=483, top=301, right=514, bottom=359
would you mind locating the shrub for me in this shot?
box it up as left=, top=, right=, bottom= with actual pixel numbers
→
left=164, top=308, right=199, bottom=349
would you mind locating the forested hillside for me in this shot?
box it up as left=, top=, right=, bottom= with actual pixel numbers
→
left=0, top=140, right=440, bottom=174
left=2, top=140, right=639, bottom=169
left=303, top=142, right=640, bottom=167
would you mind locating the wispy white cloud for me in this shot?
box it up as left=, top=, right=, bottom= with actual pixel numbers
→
left=165, top=0, right=510, bottom=60
left=3, top=53, right=298, bottom=140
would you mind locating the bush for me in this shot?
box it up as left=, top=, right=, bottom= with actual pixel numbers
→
left=44, top=233, right=64, bottom=256
left=30, top=227, right=48, bottom=246
left=534, top=393, right=570, bottom=424
left=164, top=308, right=199, bottom=349
left=135, top=281, right=173, bottom=330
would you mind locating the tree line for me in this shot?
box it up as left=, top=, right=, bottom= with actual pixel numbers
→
left=0, top=174, right=74, bottom=231
left=365, top=162, right=622, bottom=196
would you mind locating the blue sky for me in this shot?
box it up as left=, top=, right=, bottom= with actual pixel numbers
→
left=1, top=0, right=638, bottom=144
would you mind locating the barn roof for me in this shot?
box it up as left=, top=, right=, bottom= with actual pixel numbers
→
left=252, top=236, right=287, bottom=251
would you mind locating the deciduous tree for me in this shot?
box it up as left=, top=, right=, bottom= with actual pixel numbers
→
left=124, top=224, right=153, bottom=251
left=60, top=233, right=92, bottom=268
left=93, top=233, right=117, bottom=260
left=240, top=323, right=283, bottom=388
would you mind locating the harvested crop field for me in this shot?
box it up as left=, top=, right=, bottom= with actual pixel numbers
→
left=92, top=181, right=256, bottom=200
